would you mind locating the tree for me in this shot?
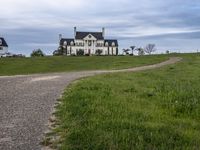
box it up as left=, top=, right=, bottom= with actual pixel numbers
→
left=53, top=46, right=64, bottom=56
left=136, top=47, right=145, bottom=56
left=31, top=49, right=45, bottom=57
left=95, top=49, right=103, bottom=56
left=144, top=44, right=156, bottom=55
left=53, top=50, right=59, bottom=56
left=123, top=49, right=130, bottom=55
left=77, top=49, right=84, bottom=56
left=130, top=46, right=136, bottom=55
left=166, top=50, right=170, bottom=54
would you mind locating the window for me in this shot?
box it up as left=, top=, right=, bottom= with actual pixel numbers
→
left=63, top=41, right=67, bottom=46
left=105, top=42, right=109, bottom=47
left=0, top=39, right=2, bottom=45
left=0, top=47, right=3, bottom=50
left=112, top=42, right=115, bottom=47
left=70, top=41, right=74, bottom=46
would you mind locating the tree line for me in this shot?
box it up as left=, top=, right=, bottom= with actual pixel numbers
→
left=30, top=49, right=106, bottom=57
left=123, top=44, right=156, bottom=56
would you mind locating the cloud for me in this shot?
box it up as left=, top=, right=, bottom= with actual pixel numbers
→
left=0, top=0, right=200, bottom=55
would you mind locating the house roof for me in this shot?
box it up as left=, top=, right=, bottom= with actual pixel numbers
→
left=60, top=38, right=75, bottom=46
left=0, top=37, right=8, bottom=47
left=75, top=32, right=104, bottom=40
left=104, top=39, right=118, bottom=47
left=60, top=38, right=119, bottom=47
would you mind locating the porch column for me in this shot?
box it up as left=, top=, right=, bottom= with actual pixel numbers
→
left=94, top=41, right=96, bottom=54
left=86, top=40, right=88, bottom=54
left=93, top=40, right=95, bottom=54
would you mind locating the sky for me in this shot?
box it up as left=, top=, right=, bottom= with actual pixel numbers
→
left=1, top=0, right=200, bottom=55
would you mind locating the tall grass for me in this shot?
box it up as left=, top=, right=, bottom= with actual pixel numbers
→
left=49, top=54, right=200, bottom=149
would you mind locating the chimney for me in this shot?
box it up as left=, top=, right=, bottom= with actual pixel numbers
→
left=59, top=34, right=62, bottom=41
left=59, top=34, right=62, bottom=44
left=102, top=27, right=105, bottom=38
left=74, top=27, right=77, bottom=38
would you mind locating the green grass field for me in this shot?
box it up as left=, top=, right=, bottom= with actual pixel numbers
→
left=48, top=54, right=200, bottom=149
left=0, top=55, right=169, bottom=76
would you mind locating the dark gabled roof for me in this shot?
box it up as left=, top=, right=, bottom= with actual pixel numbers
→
left=0, top=37, right=8, bottom=47
left=104, top=39, right=118, bottom=47
left=75, top=32, right=104, bottom=40
left=60, top=38, right=74, bottom=46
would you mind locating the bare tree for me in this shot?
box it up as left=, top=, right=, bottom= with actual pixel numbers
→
left=135, top=47, right=145, bottom=56
left=130, top=46, right=136, bottom=55
left=144, top=44, right=156, bottom=55
left=123, top=49, right=130, bottom=55
left=122, top=49, right=126, bottom=55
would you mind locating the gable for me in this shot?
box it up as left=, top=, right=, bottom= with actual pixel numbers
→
left=0, top=38, right=8, bottom=47
left=83, top=34, right=97, bottom=40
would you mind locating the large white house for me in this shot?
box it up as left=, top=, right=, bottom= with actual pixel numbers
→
left=0, top=37, right=8, bottom=56
left=58, top=27, right=118, bottom=56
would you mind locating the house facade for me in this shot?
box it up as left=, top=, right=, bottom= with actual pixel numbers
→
left=58, top=27, right=118, bottom=56
left=0, top=37, right=8, bottom=55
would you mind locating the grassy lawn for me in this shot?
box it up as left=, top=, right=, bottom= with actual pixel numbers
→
left=0, top=55, right=169, bottom=76
left=48, top=53, right=200, bottom=149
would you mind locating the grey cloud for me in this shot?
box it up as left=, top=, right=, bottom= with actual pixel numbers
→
left=1, top=0, right=200, bottom=55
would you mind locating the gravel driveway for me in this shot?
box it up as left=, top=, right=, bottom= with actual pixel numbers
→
left=0, top=57, right=181, bottom=150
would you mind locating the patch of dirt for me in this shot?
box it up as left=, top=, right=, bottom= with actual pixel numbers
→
left=30, top=76, right=60, bottom=82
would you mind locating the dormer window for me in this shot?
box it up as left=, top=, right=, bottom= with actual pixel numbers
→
left=105, top=42, right=109, bottom=47
left=112, top=42, right=115, bottom=47
left=70, top=41, right=74, bottom=46
left=63, top=41, right=67, bottom=46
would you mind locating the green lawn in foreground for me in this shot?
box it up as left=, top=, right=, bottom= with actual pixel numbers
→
left=0, top=55, right=168, bottom=76
left=50, top=54, right=200, bottom=149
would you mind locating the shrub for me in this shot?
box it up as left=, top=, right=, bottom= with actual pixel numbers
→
left=77, top=49, right=84, bottom=56
left=31, top=49, right=45, bottom=57
left=53, top=50, right=62, bottom=56
left=166, top=50, right=170, bottom=54
left=95, top=49, right=103, bottom=56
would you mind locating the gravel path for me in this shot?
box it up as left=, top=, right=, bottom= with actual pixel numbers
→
left=0, top=57, right=181, bottom=150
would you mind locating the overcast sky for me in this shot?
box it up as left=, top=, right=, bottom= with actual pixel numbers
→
left=1, top=0, right=200, bottom=55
